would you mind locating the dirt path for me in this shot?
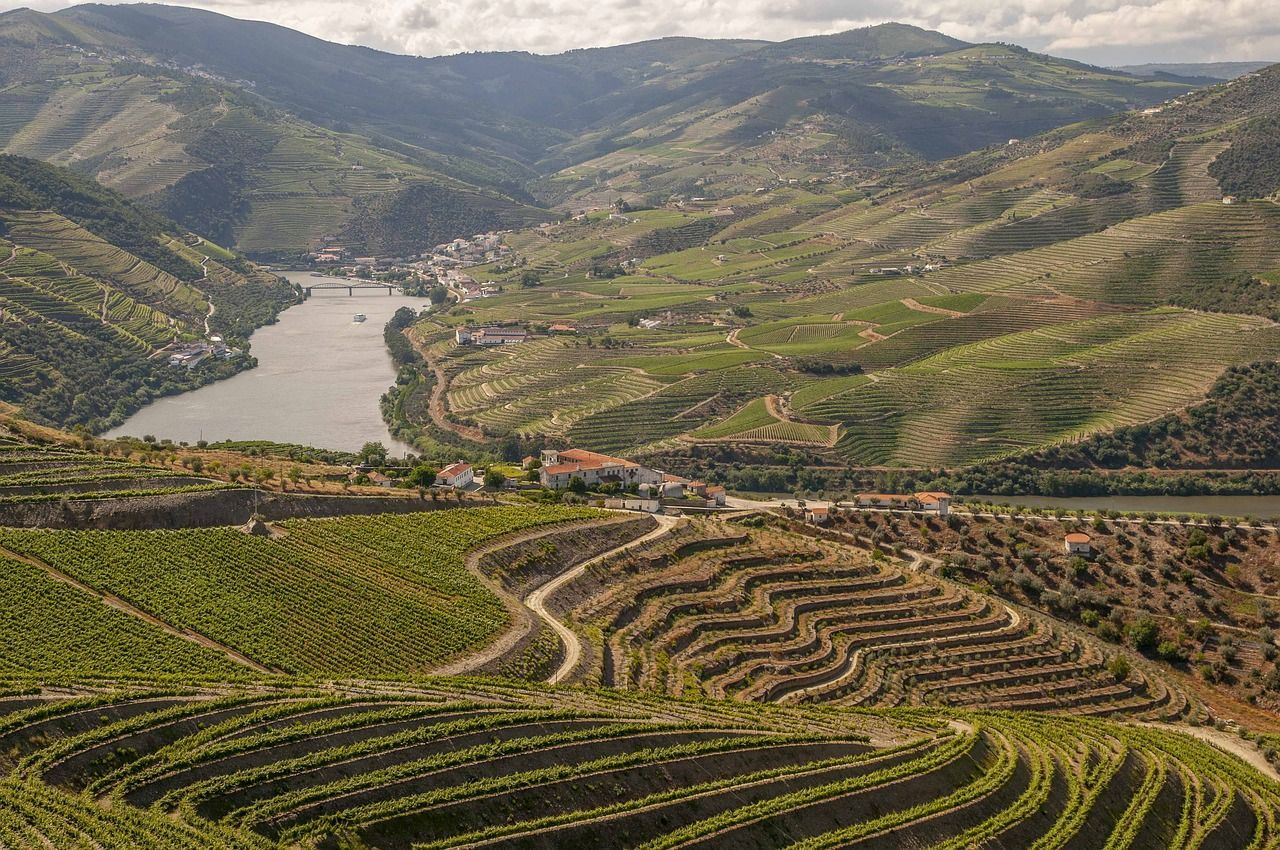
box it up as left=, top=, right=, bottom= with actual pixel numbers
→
left=901, top=297, right=964, bottom=318
left=413, top=331, right=486, bottom=443
left=535, top=514, right=679, bottom=685
left=0, top=543, right=278, bottom=674
left=726, top=327, right=748, bottom=350
left=1139, top=722, right=1280, bottom=782
left=432, top=516, right=673, bottom=677
left=858, top=327, right=886, bottom=342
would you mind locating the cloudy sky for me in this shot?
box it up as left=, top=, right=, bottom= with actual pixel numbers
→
left=10, top=0, right=1280, bottom=64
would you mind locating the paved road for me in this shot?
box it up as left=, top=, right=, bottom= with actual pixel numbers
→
left=533, top=514, right=679, bottom=685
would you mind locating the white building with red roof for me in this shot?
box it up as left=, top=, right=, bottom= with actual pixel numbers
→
left=538, top=448, right=663, bottom=489
left=1064, top=532, right=1092, bottom=556
left=435, top=461, right=474, bottom=489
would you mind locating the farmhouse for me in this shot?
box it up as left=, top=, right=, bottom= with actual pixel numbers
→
left=805, top=506, right=831, bottom=525
left=538, top=448, right=663, bottom=489
left=915, top=492, right=952, bottom=516
left=435, top=462, right=474, bottom=489
left=1064, top=532, right=1093, bottom=556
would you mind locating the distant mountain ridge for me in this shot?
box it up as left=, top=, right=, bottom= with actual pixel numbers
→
left=0, top=4, right=1192, bottom=256
left=1115, top=61, right=1276, bottom=83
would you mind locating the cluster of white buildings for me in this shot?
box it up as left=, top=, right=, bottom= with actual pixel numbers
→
left=867, top=262, right=945, bottom=276
left=440, top=269, right=501, bottom=302
left=529, top=449, right=727, bottom=510
left=537, top=448, right=664, bottom=490
left=432, top=233, right=509, bottom=266
left=166, top=336, right=237, bottom=369
left=853, top=492, right=952, bottom=516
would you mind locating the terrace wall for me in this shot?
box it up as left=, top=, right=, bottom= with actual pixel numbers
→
left=0, top=488, right=455, bottom=530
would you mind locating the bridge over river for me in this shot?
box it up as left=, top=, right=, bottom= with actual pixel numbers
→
left=303, top=279, right=401, bottom=296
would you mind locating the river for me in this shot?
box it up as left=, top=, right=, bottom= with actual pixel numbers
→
left=974, top=494, right=1280, bottom=519
left=105, top=272, right=424, bottom=455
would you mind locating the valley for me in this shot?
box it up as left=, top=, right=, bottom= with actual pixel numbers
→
left=105, top=273, right=425, bottom=454
left=1, top=4, right=1280, bottom=847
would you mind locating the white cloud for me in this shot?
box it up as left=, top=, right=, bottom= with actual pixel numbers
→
left=8, top=0, right=1280, bottom=63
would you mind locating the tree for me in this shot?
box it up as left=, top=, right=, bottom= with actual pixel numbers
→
left=484, top=469, right=507, bottom=490
left=1107, top=655, right=1130, bottom=682
left=567, top=476, right=588, bottom=495
left=429, top=285, right=448, bottom=305
left=358, top=441, right=388, bottom=467
left=406, top=464, right=439, bottom=486
left=520, top=271, right=542, bottom=288
left=1127, top=616, right=1160, bottom=653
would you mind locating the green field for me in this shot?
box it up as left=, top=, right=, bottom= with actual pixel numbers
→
left=403, top=68, right=1280, bottom=468
left=0, top=507, right=598, bottom=677
left=0, top=676, right=1276, bottom=849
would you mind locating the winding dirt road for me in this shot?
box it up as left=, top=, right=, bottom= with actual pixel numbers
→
left=534, top=514, right=679, bottom=684
left=433, top=514, right=678, bottom=678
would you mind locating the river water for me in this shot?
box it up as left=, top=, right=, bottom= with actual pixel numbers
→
left=105, top=272, right=423, bottom=455
left=975, top=494, right=1280, bottom=519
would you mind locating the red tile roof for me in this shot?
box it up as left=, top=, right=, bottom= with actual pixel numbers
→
left=556, top=449, right=638, bottom=470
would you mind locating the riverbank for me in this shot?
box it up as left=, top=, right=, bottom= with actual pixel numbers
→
left=106, top=273, right=425, bottom=455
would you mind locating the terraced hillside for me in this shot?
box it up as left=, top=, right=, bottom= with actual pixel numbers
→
left=0, top=433, right=235, bottom=506
left=0, top=677, right=1278, bottom=849
left=0, top=156, right=297, bottom=431
left=558, top=520, right=1201, bottom=721
left=0, top=29, right=548, bottom=256
left=396, top=65, right=1280, bottom=474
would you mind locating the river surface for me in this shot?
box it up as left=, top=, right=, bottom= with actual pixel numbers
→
left=975, top=494, right=1280, bottom=519
left=106, top=272, right=424, bottom=455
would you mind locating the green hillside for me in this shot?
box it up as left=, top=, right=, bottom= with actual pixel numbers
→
left=0, top=676, right=1277, bottom=849
left=0, top=6, right=1190, bottom=256
left=0, top=13, right=550, bottom=257
left=391, top=64, right=1280, bottom=477
left=0, top=155, right=296, bottom=430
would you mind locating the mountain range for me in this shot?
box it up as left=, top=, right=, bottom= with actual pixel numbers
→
left=0, top=4, right=1194, bottom=257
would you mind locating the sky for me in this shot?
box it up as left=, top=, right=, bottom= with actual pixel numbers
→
left=9, top=0, right=1280, bottom=65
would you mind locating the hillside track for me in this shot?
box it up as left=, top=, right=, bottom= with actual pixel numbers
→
left=432, top=515, right=674, bottom=677
left=410, top=326, right=486, bottom=443
left=535, top=513, right=679, bottom=684
left=900, top=297, right=965, bottom=317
